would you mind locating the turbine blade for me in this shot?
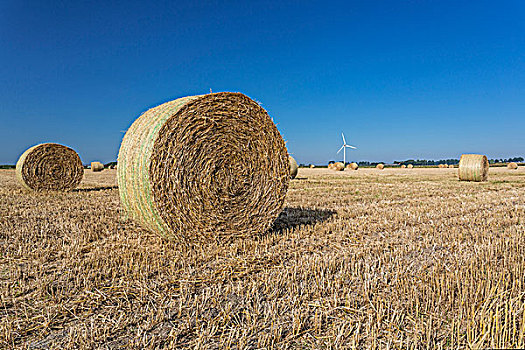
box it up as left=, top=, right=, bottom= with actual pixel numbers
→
left=341, top=133, right=346, bottom=145
left=346, top=145, right=357, bottom=149
left=337, top=146, right=344, bottom=154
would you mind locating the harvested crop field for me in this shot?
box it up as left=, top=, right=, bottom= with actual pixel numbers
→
left=1, top=167, right=525, bottom=348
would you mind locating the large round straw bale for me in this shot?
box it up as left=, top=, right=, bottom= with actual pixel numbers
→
left=508, top=162, right=518, bottom=170
left=400, top=164, right=406, bottom=169
left=448, top=164, right=455, bottom=169
left=458, top=154, right=489, bottom=182
left=117, top=92, right=289, bottom=241
left=347, top=162, right=358, bottom=170
left=333, top=162, right=344, bottom=171
left=328, top=163, right=334, bottom=170
left=407, top=164, right=414, bottom=169
left=376, top=163, right=385, bottom=170
left=91, top=162, right=104, bottom=172
left=309, top=164, right=315, bottom=168
left=15, top=143, right=83, bottom=191
left=289, top=156, right=298, bottom=179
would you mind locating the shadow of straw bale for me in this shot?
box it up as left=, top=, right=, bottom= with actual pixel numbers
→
left=270, top=207, right=336, bottom=232
left=73, top=185, right=118, bottom=192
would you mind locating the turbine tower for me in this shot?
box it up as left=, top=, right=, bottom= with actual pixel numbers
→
left=337, top=133, right=357, bottom=167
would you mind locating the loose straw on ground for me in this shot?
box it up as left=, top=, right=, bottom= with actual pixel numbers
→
left=289, top=156, right=298, bottom=179
left=117, top=92, right=289, bottom=241
left=16, top=143, right=83, bottom=191
left=458, top=154, right=489, bottom=182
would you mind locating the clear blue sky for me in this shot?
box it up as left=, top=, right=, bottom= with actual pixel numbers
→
left=1, top=0, right=524, bottom=165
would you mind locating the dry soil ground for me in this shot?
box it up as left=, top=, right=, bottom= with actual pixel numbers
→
left=1, top=167, right=524, bottom=349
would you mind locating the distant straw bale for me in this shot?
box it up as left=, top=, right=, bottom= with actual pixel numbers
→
left=16, top=143, right=83, bottom=191
left=507, top=162, right=518, bottom=170
left=376, top=163, right=385, bottom=170
left=333, top=162, right=344, bottom=171
left=91, top=162, right=104, bottom=172
left=309, top=164, right=315, bottom=168
left=458, top=154, right=489, bottom=182
left=289, top=156, right=298, bottom=179
left=448, top=164, right=455, bottom=169
left=407, top=164, right=414, bottom=169
left=117, top=92, right=289, bottom=241
left=400, top=164, right=406, bottom=169
left=347, top=162, right=358, bottom=170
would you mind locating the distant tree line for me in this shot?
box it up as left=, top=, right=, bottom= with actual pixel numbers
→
left=487, top=157, right=523, bottom=164
left=394, top=157, right=523, bottom=166
left=394, top=159, right=460, bottom=166
left=317, top=156, right=524, bottom=167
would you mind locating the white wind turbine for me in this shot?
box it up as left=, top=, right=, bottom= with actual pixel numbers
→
left=337, top=133, right=357, bottom=166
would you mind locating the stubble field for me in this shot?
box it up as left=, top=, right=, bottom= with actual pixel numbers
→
left=1, top=167, right=524, bottom=349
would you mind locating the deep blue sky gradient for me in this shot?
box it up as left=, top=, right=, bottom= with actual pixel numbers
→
left=1, top=0, right=524, bottom=164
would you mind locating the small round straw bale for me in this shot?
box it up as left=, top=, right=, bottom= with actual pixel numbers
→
left=458, top=154, right=489, bottom=182
left=407, top=164, right=414, bottom=169
left=289, top=156, right=298, bottom=179
left=309, top=164, right=315, bottom=168
left=117, top=92, right=289, bottom=241
left=508, top=162, right=518, bottom=170
left=376, top=163, right=385, bottom=170
left=347, top=162, right=358, bottom=170
left=333, top=162, right=344, bottom=171
left=16, top=143, right=83, bottom=191
left=91, top=162, right=104, bottom=172
left=328, top=163, right=334, bottom=170
left=400, top=164, right=406, bottom=168
left=448, top=164, right=455, bottom=169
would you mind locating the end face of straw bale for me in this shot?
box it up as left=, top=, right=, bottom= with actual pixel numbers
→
left=458, top=154, right=489, bottom=182
left=508, top=162, right=518, bottom=170
left=400, top=164, right=406, bottom=168
left=407, top=164, right=414, bottom=169
left=118, top=92, right=289, bottom=241
left=289, top=156, right=298, bottom=179
left=376, top=163, right=385, bottom=170
left=16, top=143, right=83, bottom=191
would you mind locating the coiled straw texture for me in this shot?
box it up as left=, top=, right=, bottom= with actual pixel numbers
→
left=16, top=143, right=83, bottom=191
left=117, top=92, right=289, bottom=241
left=458, top=154, right=489, bottom=182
